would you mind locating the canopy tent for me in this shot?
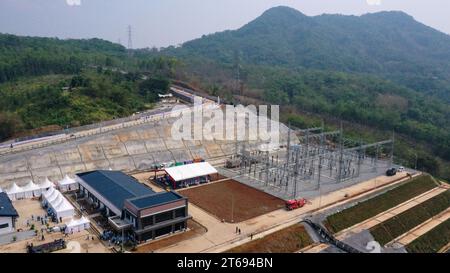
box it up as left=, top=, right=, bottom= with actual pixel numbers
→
left=164, top=162, right=218, bottom=182
left=39, top=177, right=54, bottom=191
left=58, top=175, right=78, bottom=192
left=42, top=187, right=75, bottom=220
left=53, top=199, right=74, bottom=219
left=65, top=216, right=90, bottom=234
left=22, top=180, right=42, bottom=198
left=6, top=182, right=25, bottom=201
left=42, top=186, right=55, bottom=200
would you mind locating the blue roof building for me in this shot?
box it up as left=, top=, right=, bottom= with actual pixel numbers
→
left=76, top=170, right=190, bottom=243
left=0, top=192, right=19, bottom=235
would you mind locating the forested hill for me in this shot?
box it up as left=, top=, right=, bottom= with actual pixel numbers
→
left=163, top=6, right=450, bottom=101
left=156, top=6, right=450, bottom=179
left=0, top=34, right=127, bottom=83
left=0, top=8, right=449, bottom=179
left=0, top=34, right=177, bottom=143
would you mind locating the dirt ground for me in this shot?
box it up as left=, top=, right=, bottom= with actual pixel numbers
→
left=133, top=219, right=207, bottom=253
left=132, top=171, right=165, bottom=192
left=13, top=199, right=56, bottom=230
left=180, top=180, right=285, bottom=223
left=0, top=199, right=110, bottom=253
left=226, top=223, right=312, bottom=253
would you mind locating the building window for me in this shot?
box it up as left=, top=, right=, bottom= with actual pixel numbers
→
left=124, top=211, right=136, bottom=227
left=155, top=226, right=172, bottom=238
left=0, top=223, right=9, bottom=229
left=174, top=222, right=185, bottom=232
left=140, top=231, right=154, bottom=242
left=155, top=211, right=173, bottom=224
left=175, top=208, right=186, bottom=218
left=141, top=215, right=154, bottom=228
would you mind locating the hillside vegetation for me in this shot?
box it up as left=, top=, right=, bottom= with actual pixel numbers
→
left=165, top=6, right=450, bottom=102
left=0, top=6, right=449, bottom=179
left=157, top=6, right=450, bottom=180
left=325, top=175, right=437, bottom=233
left=0, top=33, right=177, bottom=140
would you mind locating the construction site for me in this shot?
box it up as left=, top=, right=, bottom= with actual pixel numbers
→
left=0, top=86, right=449, bottom=254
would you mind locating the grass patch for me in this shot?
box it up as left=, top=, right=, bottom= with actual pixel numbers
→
left=325, top=175, right=437, bottom=233
left=225, top=224, right=312, bottom=253
left=406, top=219, right=450, bottom=253
left=370, top=190, right=450, bottom=245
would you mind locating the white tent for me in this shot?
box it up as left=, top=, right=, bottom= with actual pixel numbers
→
left=39, top=177, right=54, bottom=191
left=65, top=216, right=90, bottom=234
left=6, top=182, right=25, bottom=201
left=42, top=186, right=55, bottom=200
left=58, top=175, right=78, bottom=192
left=53, top=198, right=74, bottom=219
left=22, top=180, right=42, bottom=198
left=165, top=162, right=218, bottom=182
left=46, top=189, right=60, bottom=204
left=42, top=188, right=75, bottom=220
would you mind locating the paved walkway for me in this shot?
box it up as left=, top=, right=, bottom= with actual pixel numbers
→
left=157, top=173, right=417, bottom=253
left=396, top=209, right=450, bottom=246
left=0, top=230, right=36, bottom=246
left=341, top=187, right=448, bottom=235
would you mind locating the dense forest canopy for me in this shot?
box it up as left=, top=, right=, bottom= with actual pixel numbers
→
left=163, top=6, right=450, bottom=102
left=156, top=7, right=450, bottom=180
left=0, top=33, right=174, bottom=140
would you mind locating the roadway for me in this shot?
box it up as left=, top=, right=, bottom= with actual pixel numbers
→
left=0, top=90, right=218, bottom=156
left=154, top=172, right=416, bottom=253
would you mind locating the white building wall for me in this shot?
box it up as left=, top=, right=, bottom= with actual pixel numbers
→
left=0, top=217, right=13, bottom=235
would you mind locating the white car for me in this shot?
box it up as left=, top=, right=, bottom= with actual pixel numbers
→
left=398, top=166, right=405, bottom=172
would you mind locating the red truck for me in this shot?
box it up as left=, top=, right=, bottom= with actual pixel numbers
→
left=286, top=198, right=307, bottom=210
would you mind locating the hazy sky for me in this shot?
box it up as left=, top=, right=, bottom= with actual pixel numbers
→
left=1, top=0, right=449, bottom=48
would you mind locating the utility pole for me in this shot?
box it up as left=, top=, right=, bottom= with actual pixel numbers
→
left=235, top=51, right=241, bottom=96
left=390, top=130, right=395, bottom=167
left=337, top=122, right=344, bottom=183
left=231, top=194, right=235, bottom=223
left=415, top=152, right=418, bottom=171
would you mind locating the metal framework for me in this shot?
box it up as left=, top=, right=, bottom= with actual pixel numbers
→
left=232, top=125, right=395, bottom=200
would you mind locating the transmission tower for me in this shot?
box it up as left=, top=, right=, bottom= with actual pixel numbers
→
left=127, top=25, right=133, bottom=50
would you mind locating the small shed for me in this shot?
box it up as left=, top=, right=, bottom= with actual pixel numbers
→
left=164, top=162, right=218, bottom=189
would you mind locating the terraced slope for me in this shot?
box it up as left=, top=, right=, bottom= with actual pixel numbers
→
left=406, top=219, right=450, bottom=253
left=325, top=175, right=437, bottom=233
left=370, top=190, right=450, bottom=245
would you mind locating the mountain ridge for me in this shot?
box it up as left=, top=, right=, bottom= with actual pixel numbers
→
left=163, top=6, right=450, bottom=100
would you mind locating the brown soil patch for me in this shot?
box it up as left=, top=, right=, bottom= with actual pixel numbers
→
left=133, top=219, right=206, bottom=253
left=226, top=224, right=312, bottom=253
left=181, top=180, right=285, bottom=223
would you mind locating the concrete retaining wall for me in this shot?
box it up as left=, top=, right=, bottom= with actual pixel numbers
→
left=0, top=110, right=296, bottom=189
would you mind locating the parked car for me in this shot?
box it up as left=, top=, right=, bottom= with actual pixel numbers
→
left=386, top=168, right=397, bottom=176
left=398, top=166, right=405, bottom=172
